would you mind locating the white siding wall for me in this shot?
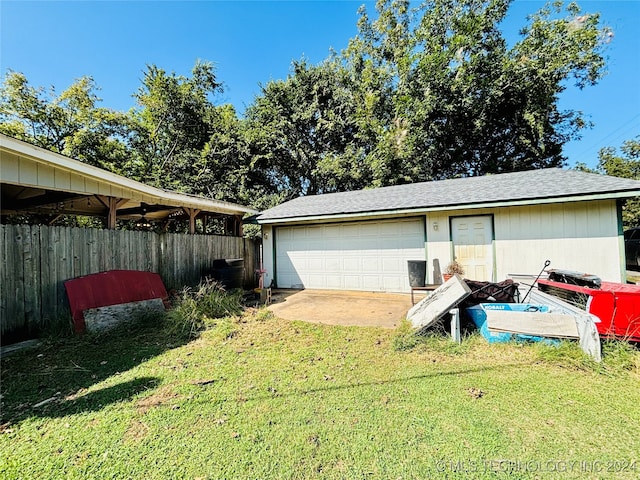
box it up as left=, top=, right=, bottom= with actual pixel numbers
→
left=262, top=225, right=275, bottom=288
left=1, top=151, right=142, bottom=201
left=424, top=212, right=457, bottom=283
left=493, top=200, right=622, bottom=282
left=426, top=200, right=623, bottom=283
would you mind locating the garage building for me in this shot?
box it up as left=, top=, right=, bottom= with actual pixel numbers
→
left=257, top=168, right=640, bottom=293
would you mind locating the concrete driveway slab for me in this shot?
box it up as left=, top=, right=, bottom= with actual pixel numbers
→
left=267, top=289, right=415, bottom=328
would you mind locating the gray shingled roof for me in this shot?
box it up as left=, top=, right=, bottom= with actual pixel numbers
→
left=257, top=168, right=640, bottom=222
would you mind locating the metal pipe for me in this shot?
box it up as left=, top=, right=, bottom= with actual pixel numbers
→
left=522, top=260, right=551, bottom=303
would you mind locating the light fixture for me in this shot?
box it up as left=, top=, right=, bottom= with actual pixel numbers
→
left=137, top=215, right=151, bottom=229
left=433, top=222, right=439, bottom=231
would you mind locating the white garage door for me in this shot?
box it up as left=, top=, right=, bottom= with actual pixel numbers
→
left=275, top=218, right=425, bottom=292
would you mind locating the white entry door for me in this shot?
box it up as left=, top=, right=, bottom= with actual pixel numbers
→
left=451, top=216, right=494, bottom=281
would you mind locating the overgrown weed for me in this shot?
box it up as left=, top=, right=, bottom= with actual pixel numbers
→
left=391, top=318, right=421, bottom=351
left=39, top=309, right=74, bottom=339
left=395, top=317, right=640, bottom=375
left=165, top=280, right=243, bottom=339
left=533, top=340, right=597, bottom=371
left=599, top=339, right=640, bottom=375
left=534, top=337, right=640, bottom=375
left=392, top=318, right=471, bottom=355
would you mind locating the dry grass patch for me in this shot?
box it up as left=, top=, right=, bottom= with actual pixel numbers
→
left=123, top=419, right=150, bottom=444
left=135, top=385, right=181, bottom=413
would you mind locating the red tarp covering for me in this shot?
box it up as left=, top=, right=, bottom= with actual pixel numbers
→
left=64, top=270, right=168, bottom=333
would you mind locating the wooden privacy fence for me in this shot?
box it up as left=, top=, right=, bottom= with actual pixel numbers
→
left=1, top=224, right=258, bottom=343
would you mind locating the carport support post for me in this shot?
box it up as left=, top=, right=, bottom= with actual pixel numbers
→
left=107, top=197, right=118, bottom=229
left=95, top=195, right=126, bottom=230
left=450, top=308, right=461, bottom=343
left=182, top=207, right=201, bottom=234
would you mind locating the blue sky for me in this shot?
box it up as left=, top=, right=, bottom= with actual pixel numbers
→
left=1, top=0, right=638, bottom=169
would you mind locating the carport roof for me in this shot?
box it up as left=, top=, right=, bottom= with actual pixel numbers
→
left=257, top=168, right=640, bottom=223
left=1, top=134, right=257, bottom=222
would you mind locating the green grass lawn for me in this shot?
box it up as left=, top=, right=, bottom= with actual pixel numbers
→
left=1, top=308, right=639, bottom=479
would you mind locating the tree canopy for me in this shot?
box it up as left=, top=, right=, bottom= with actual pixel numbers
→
left=577, top=136, right=640, bottom=228
left=340, top=0, right=609, bottom=182
left=246, top=60, right=372, bottom=197
left=1, top=0, right=615, bottom=216
left=0, top=70, right=132, bottom=172
left=245, top=0, right=611, bottom=193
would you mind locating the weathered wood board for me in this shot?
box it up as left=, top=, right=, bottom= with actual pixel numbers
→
left=486, top=310, right=579, bottom=338
left=407, top=274, right=472, bottom=332
left=0, top=339, right=41, bottom=358
left=83, top=298, right=165, bottom=333
left=526, top=287, right=602, bottom=361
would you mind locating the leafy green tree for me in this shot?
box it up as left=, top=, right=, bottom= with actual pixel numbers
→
left=245, top=60, right=369, bottom=197
left=200, top=103, right=269, bottom=205
left=247, top=0, right=610, bottom=195
left=342, top=0, right=611, bottom=183
left=0, top=65, right=272, bottom=213
left=598, top=137, right=640, bottom=228
left=128, top=61, right=223, bottom=191
left=128, top=61, right=280, bottom=211
left=575, top=137, right=640, bottom=228
left=0, top=70, right=131, bottom=172
left=1, top=0, right=614, bottom=212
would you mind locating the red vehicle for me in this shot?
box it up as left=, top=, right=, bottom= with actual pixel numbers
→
left=538, top=271, right=640, bottom=341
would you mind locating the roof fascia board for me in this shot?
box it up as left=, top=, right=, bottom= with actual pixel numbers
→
left=1, top=134, right=257, bottom=215
left=258, top=192, right=640, bottom=225
left=259, top=209, right=425, bottom=225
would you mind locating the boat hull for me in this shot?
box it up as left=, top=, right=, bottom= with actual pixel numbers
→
left=466, top=303, right=559, bottom=344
